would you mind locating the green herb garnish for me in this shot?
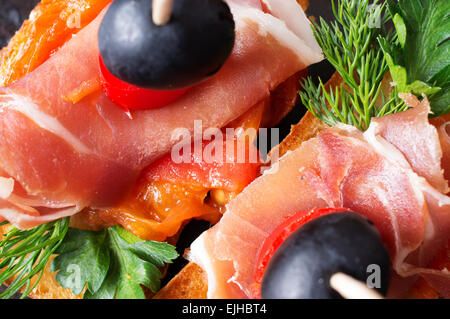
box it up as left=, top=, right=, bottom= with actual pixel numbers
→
left=300, top=0, right=405, bottom=131
left=379, top=0, right=450, bottom=116
left=301, top=0, right=449, bottom=130
left=0, top=218, right=70, bottom=299
left=300, top=0, right=406, bottom=131
left=51, top=226, right=178, bottom=299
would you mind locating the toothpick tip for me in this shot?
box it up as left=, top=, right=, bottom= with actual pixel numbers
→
left=152, top=0, right=174, bottom=26
left=330, top=272, right=384, bottom=299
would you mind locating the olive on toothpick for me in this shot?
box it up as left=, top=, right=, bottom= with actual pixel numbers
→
left=98, top=0, right=235, bottom=90
left=261, top=212, right=391, bottom=299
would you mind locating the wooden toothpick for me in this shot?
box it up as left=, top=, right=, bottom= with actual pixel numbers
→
left=152, top=0, right=174, bottom=26
left=330, top=272, right=384, bottom=299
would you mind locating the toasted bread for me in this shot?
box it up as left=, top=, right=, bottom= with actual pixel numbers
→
left=0, top=0, right=315, bottom=300
left=274, top=72, right=345, bottom=158
left=153, top=262, right=208, bottom=299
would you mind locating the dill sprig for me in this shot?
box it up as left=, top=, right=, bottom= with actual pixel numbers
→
left=0, top=218, right=70, bottom=299
left=300, top=0, right=406, bottom=131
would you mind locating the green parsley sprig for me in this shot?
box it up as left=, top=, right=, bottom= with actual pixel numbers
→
left=51, top=226, right=178, bottom=299
left=379, top=0, right=450, bottom=116
left=0, top=219, right=178, bottom=299
left=300, top=0, right=406, bottom=131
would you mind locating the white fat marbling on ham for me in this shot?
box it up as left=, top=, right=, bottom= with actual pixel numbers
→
left=261, top=0, right=321, bottom=53
left=230, top=4, right=322, bottom=67
left=0, top=1, right=322, bottom=229
left=0, top=177, right=14, bottom=199
left=188, top=232, right=218, bottom=296
left=439, top=122, right=450, bottom=146
left=0, top=205, right=81, bottom=229
left=189, top=95, right=450, bottom=299
left=0, top=90, right=92, bottom=154
left=430, top=114, right=450, bottom=188
left=369, top=94, right=449, bottom=193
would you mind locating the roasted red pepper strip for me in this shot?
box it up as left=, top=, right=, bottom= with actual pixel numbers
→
left=144, top=138, right=263, bottom=193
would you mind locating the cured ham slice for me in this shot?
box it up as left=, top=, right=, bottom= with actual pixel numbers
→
left=189, top=94, right=450, bottom=299
left=369, top=95, right=448, bottom=194
left=430, top=114, right=450, bottom=187
left=0, top=0, right=322, bottom=229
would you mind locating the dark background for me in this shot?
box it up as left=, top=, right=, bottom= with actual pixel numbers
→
left=0, top=0, right=40, bottom=47
left=0, top=0, right=335, bottom=298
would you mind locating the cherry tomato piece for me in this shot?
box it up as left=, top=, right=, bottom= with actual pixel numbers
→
left=99, top=56, right=189, bottom=113
left=253, top=207, right=351, bottom=298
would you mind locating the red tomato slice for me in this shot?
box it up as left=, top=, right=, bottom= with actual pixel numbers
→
left=73, top=137, right=263, bottom=241
left=99, top=56, right=189, bottom=114
left=143, top=138, right=263, bottom=193
left=252, top=207, right=351, bottom=298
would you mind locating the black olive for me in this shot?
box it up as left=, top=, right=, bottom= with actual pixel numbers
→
left=98, top=0, right=235, bottom=90
left=261, top=212, right=391, bottom=299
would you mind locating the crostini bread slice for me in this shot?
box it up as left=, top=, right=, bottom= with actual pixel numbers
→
left=0, top=0, right=312, bottom=299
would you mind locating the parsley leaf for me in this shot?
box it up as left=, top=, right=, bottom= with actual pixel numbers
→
left=380, top=0, right=450, bottom=116
left=51, top=226, right=178, bottom=299
left=50, top=228, right=109, bottom=295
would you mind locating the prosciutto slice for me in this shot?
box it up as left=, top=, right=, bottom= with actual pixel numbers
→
left=0, top=0, right=322, bottom=229
left=430, top=114, right=450, bottom=188
left=189, top=94, right=450, bottom=298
